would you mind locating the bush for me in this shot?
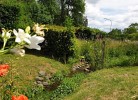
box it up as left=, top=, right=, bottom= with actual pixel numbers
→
left=75, top=27, right=106, bottom=40
left=75, top=27, right=96, bottom=40
left=43, top=29, right=75, bottom=63
left=0, top=4, right=20, bottom=29
left=127, top=33, right=138, bottom=40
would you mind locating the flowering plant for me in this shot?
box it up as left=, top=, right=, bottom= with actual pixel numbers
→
left=12, top=95, right=28, bottom=100
left=0, top=23, right=47, bottom=56
left=0, top=64, right=10, bottom=76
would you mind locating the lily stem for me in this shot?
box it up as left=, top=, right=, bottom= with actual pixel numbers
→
left=1, top=39, right=7, bottom=50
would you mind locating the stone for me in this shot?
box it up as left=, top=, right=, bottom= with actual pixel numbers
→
left=36, top=81, right=42, bottom=84
left=38, top=71, right=46, bottom=76
left=42, top=82, right=49, bottom=86
left=45, top=74, right=52, bottom=79
left=35, top=76, right=44, bottom=81
left=37, top=83, right=43, bottom=87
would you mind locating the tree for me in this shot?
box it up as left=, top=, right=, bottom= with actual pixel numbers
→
left=129, top=23, right=138, bottom=29
left=108, top=28, right=124, bottom=40
left=69, top=0, right=85, bottom=26
left=123, top=23, right=138, bottom=34
left=38, top=0, right=60, bottom=24
left=29, top=2, right=52, bottom=24
left=56, top=0, right=85, bottom=26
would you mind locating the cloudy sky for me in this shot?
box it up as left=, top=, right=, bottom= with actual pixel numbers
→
left=85, top=0, right=138, bottom=32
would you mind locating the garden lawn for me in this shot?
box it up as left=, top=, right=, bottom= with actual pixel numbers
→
left=64, top=66, right=138, bottom=100
left=0, top=54, right=69, bottom=90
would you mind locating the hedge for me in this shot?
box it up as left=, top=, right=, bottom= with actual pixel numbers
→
left=0, top=4, right=20, bottom=29
left=42, top=29, right=75, bottom=63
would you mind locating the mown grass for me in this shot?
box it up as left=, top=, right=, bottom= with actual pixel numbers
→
left=0, top=53, right=69, bottom=90
left=64, top=66, right=138, bottom=100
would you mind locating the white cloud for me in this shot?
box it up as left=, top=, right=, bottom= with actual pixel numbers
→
left=86, top=0, right=100, bottom=4
left=85, top=0, right=138, bottom=32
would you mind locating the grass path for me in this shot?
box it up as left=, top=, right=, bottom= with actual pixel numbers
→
left=64, top=67, right=138, bottom=100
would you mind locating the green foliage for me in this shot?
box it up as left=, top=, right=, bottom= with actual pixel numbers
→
left=64, top=67, right=138, bottom=100
left=73, top=39, right=105, bottom=71
left=108, top=28, right=125, bottom=40
left=124, top=27, right=137, bottom=34
left=50, top=71, right=65, bottom=83
left=73, top=39, right=138, bottom=70
left=43, top=29, right=75, bottom=63
left=69, top=0, right=85, bottom=26
left=29, top=2, right=52, bottom=24
left=64, top=16, right=73, bottom=31
left=15, top=1, right=36, bottom=29
left=50, top=73, right=86, bottom=100
left=127, top=33, right=138, bottom=40
left=38, top=0, right=60, bottom=24
left=105, top=43, right=138, bottom=67
left=0, top=4, right=20, bottom=29
left=75, top=27, right=106, bottom=40
left=0, top=0, right=34, bottom=29
left=57, top=0, right=86, bottom=26
left=22, top=85, right=49, bottom=100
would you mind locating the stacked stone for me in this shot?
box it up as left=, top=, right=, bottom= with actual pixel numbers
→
left=35, top=71, right=51, bottom=87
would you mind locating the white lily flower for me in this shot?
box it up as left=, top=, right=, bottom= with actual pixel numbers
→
left=33, top=23, right=47, bottom=36
left=10, top=48, right=25, bottom=57
left=1, top=28, right=11, bottom=39
left=1, top=28, right=12, bottom=50
left=25, top=35, right=44, bottom=50
left=13, top=29, right=31, bottom=44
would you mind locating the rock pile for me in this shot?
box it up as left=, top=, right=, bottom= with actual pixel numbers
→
left=35, top=71, right=51, bottom=87
left=72, top=58, right=91, bottom=73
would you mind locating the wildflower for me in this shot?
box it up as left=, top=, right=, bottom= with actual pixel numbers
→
left=0, top=64, right=10, bottom=76
left=12, top=95, right=28, bottom=100
left=13, top=29, right=31, bottom=44
left=10, top=48, right=25, bottom=57
left=25, top=35, right=44, bottom=50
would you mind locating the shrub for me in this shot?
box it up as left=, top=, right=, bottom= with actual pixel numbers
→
left=0, top=4, right=20, bottom=29
left=43, top=29, right=75, bottom=63
left=75, top=27, right=96, bottom=40
left=75, top=27, right=106, bottom=40
left=127, top=33, right=138, bottom=40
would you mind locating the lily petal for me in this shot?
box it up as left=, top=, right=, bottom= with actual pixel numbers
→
left=6, top=32, right=11, bottom=38
left=2, top=32, right=5, bottom=37
left=13, top=29, right=18, bottom=36
left=15, top=37, right=21, bottom=43
left=25, top=35, right=44, bottom=50
left=24, top=38, right=31, bottom=44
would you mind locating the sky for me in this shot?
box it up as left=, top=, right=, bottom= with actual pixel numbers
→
left=85, top=0, right=138, bottom=32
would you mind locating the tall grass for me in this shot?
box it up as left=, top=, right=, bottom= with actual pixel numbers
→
left=72, top=39, right=138, bottom=70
